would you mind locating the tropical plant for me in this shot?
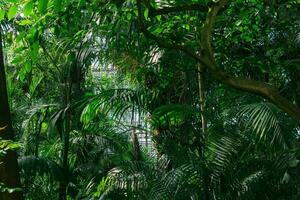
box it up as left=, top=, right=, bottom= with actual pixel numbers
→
left=0, top=0, right=299, bottom=200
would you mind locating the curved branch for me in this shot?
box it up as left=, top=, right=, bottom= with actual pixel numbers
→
left=201, top=0, right=229, bottom=60
left=136, top=0, right=300, bottom=123
left=209, top=68, right=300, bottom=123
left=136, top=0, right=208, bottom=70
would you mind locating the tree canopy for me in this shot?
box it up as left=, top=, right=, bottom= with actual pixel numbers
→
left=0, top=0, right=299, bottom=199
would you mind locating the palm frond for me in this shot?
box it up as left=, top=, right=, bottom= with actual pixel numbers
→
left=81, top=88, right=148, bottom=124
left=19, top=156, right=64, bottom=182
left=237, top=102, right=287, bottom=148
left=208, top=133, right=242, bottom=183
left=152, top=104, right=198, bottom=127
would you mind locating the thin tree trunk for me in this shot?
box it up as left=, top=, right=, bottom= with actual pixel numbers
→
left=197, top=64, right=210, bottom=200
left=198, top=65, right=207, bottom=135
left=137, top=0, right=300, bottom=123
left=34, top=110, right=47, bottom=158
left=0, top=28, right=23, bottom=200
left=58, top=80, right=71, bottom=200
left=132, top=128, right=141, bottom=161
left=58, top=46, right=84, bottom=200
left=34, top=114, right=41, bottom=157
left=131, top=111, right=142, bottom=161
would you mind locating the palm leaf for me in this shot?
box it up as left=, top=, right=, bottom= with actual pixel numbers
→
left=237, top=103, right=287, bottom=148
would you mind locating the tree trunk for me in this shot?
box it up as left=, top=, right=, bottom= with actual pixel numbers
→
left=58, top=80, right=71, bottom=200
left=197, top=65, right=210, bottom=200
left=132, top=128, right=142, bottom=161
left=58, top=46, right=84, bottom=200
left=0, top=28, right=23, bottom=200
left=137, top=0, right=300, bottom=124
left=198, top=66, right=207, bottom=135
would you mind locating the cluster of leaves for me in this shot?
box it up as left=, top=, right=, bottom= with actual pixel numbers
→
left=0, top=139, right=22, bottom=194
left=0, top=0, right=299, bottom=199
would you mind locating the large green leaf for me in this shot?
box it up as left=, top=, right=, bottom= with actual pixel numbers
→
left=237, top=103, right=286, bottom=148
left=0, top=10, right=5, bottom=21
left=53, top=0, right=62, bottom=12
left=24, top=1, right=34, bottom=16
left=38, top=0, right=49, bottom=13
left=7, top=5, right=18, bottom=20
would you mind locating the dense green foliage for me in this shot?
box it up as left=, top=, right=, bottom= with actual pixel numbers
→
left=0, top=0, right=299, bottom=200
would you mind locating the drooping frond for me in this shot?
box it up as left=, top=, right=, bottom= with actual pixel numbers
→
left=208, top=133, right=242, bottom=183
left=149, top=163, right=200, bottom=200
left=152, top=104, right=198, bottom=127
left=18, top=156, right=64, bottom=182
left=235, top=170, right=266, bottom=200
left=81, top=88, right=148, bottom=124
left=98, top=155, right=170, bottom=199
left=237, top=103, right=288, bottom=148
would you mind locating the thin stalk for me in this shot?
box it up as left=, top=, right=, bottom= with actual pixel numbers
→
left=58, top=72, right=72, bottom=200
